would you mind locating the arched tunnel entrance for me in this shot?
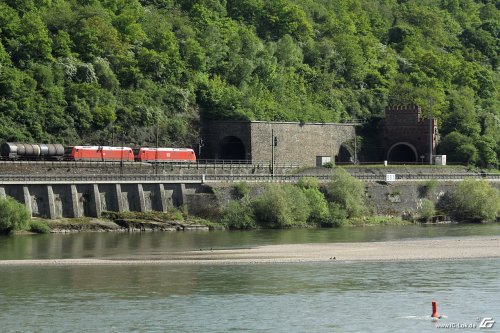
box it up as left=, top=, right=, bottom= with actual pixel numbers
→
left=335, top=144, right=354, bottom=163
left=387, top=143, right=418, bottom=163
left=219, top=136, right=246, bottom=160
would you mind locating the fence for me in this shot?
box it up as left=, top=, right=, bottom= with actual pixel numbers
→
left=1, top=173, right=499, bottom=184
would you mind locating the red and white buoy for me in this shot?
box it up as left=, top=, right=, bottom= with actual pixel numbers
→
left=431, top=301, right=440, bottom=318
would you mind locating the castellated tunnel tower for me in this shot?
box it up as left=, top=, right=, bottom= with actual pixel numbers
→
left=383, top=105, right=439, bottom=164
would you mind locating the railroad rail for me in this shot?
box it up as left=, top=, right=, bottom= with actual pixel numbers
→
left=0, top=173, right=499, bottom=184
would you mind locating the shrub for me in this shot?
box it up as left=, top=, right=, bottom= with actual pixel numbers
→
left=297, top=177, right=320, bottom=189
left=419, top=179, right=438, bottom=198
left=325, top=202, right=348, bottom=227
left=303, top=187, right=329, bottom=225
left=221, top=199, right=256, bottom=229
left=29, top=221, right=50, bottom=234
left=445, top=180, right=500, bottom=222
left=324, top=168, right=366, bottom=218
left=419, top=199, right=436, bottom=222
left=0, top=197, right=30, bottom=234
left=322, top=162, right=333, bottom=169
left=233, top=182, right=250, bottom=199
left=252, top=184, right=310, bottom=228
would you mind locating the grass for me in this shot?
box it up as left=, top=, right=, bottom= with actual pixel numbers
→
left=340, top=164, right=467, bottom=169
left=347, top=216, right=412, bottom=226
left=28, top=221, right=51, bottom=234
left=102, top=210, right=185, bottom=222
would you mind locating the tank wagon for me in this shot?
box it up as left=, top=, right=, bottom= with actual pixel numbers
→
left=0, top=143, right=65, bottom=160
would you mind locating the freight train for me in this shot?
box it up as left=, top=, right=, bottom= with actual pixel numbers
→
left=0, top=142, right=197, bottom=162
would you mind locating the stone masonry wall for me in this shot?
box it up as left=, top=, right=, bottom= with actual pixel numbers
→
left=250, top=122, right=355, bottom=166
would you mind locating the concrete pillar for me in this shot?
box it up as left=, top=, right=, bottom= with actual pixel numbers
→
left=23, top=186, right=32, bottom=218
left=46, top=185, right=56, bottom=219
left=137, top=184, right=146, bottom=212
left=92, top=184, right=102, bottom=218
left=179, top=183, right=187, bottom=206
left=0, top=186, right=6, bottom=199
left=115, top=184, right=124, bottom=212
left=70, top=185, right=81, bottom=218
left=157, top=183, right=167, bottom=212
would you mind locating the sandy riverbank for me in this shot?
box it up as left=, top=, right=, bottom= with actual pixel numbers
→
left=1, top=236, right=499, bottom=266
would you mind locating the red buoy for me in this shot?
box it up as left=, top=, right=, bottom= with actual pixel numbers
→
left=431, top=301, right=440, bottom=318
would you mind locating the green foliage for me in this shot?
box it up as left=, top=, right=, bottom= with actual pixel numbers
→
left=420, top=179, right=438, bottom=198
left=29, top=221, right=50, bottom=234
left=326, top=202, right=348, bottom=227
left=233, top=182, right=250, bottom=199
left=0, top=197, right=30, bottom=234
left=221, top=199, right=256, bottom=229
left=440, top=132, right=478, bottom=165
left=324, top=168, right=366, bottom=218
left=0, top=0, right=497, bottom=166
left=252, top=184, right=310, bottom=228
left=419, top=198, right=436, bottom=222
left=297, top=177, right=319, bottom=190
left=445, top=180, right=500, bottom=222
left=322, top=162, right=334, bottom=169
left=303, top=187, right=329, bottom=225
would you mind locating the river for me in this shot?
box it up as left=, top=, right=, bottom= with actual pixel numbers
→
left=1, top=224, right=499, bottom=332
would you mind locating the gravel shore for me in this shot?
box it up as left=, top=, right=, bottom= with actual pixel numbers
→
left=1, top=236, right=499, bottom=266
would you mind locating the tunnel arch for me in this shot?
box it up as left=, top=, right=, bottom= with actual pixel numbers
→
left=335, top=143, right=354, bottom=163
left=387, top=142, right=418, bottom=163
left=219, top=136, right=246, bottom=160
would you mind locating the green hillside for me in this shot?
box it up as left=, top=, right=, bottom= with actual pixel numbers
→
left=0, top=0, right=498, bottom=166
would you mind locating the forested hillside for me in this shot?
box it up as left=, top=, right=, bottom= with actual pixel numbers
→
left=0, top=0, right=498, bottom=166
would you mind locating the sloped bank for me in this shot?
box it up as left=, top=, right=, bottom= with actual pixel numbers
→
left=24, top=178, right=500, bottom=233
left=41, top=211, right=214, bottom=233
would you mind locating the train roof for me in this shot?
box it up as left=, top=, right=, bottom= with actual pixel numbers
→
left=138, top=147, right=194, bottom=152
left=72, top=146, right=133, bottom=151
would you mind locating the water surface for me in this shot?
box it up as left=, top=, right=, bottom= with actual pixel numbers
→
left=1, top=224, right=499, bottom=332
left=1, top=223, right=500, bottom=260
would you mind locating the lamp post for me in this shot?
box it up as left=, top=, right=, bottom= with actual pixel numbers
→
left=155, top=116, right=159, bottom=175
left=271, top=129, right=277, bottom=177
left=429, top=98, right=433, bottom=165
left=198, top=138, right=204, bottom=160
left=120, top=129, right=126, bottom=176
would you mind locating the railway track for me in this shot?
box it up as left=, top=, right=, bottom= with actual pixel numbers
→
left=0, top=173, right=499, bottom=184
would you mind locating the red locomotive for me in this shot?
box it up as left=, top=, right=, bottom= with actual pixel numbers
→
left=136, top=148, right=196, bottom=162
left=67, top=146, right=135, bottom=161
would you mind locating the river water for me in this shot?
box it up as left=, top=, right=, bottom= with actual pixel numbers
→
left=1, top=224, right=499, bottom=332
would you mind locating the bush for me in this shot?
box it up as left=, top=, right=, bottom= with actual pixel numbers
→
left=419, top=198, right=436, bottom=222
left=322, top=162, right=334, bottom=169
left=29, top=221, right=50, bottom=234
left=0, top=197, right=30, bottom=234
left=445, top=180, right=500, bottom=222
left=252, top=184, right=310, bottom=228
left=303, top=187, right=329, bottom=225
left=326, top=202, right=348, bottom=227
left=221, top=199, right=256, bottom=229
left=419, top=179, right=438, bottom=198
left=324, top=168, right=366, bottom=218
left=297, top=177, right=320, bottom=189
left=233, top=182, right=250, bottom=199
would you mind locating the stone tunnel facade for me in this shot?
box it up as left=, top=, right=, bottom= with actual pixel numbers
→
left=383, top=105, right=439, bottom=163
left=201, top=120, right=356, bottom=166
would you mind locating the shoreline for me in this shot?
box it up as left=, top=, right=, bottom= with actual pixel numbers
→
left=1, top=236, right=499, bottom=265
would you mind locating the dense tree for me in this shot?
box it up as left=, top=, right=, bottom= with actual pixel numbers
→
left=0, top=0, right=497, bottom=166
